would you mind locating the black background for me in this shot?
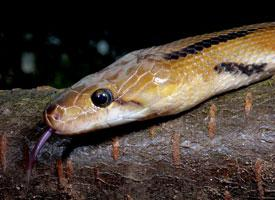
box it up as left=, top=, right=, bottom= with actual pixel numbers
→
left=0, top=3, right=274, bottom=89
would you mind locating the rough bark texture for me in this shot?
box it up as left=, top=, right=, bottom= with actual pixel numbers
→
left=0, top=79, right=275, bottom=200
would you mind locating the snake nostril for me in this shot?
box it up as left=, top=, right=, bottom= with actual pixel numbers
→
left=45, top=104, right=61, bottom=121
left=52, top=113, right=61, bottom=120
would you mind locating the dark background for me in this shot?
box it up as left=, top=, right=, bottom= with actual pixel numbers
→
left=0, top=5, right=274, bottom=89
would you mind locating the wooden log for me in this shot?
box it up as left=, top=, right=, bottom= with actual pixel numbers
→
left=0, top=79, right=274, bottom=199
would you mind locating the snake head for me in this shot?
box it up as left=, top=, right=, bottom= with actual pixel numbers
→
left=44, top=52, right=173, bottom=135
left=44, top=82, right=147, bottom=135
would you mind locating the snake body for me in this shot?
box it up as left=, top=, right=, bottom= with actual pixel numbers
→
left=43, top=22, right=275, bottom=135
left=26, top=22, right=275, bottom=178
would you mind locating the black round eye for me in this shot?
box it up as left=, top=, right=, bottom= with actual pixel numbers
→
left=91, top=88, right=113, bottom=108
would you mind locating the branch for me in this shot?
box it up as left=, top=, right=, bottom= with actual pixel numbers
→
left=0, top=79, right=274, bottom=199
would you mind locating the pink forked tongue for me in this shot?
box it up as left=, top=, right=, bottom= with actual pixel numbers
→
left=27, top=128, right=53, bottom=182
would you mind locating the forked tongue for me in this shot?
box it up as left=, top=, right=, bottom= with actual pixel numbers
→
left=27, top=128, right=53, bottom=182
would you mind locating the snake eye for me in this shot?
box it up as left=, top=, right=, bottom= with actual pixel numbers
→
left=91, top=88, right=113, bottom=108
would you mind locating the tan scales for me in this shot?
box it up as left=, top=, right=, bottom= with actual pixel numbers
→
left=42, top=22, right=275, bottom=134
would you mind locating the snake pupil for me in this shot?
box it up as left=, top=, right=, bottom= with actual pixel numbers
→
left=91, top=88, right=113, bottom=107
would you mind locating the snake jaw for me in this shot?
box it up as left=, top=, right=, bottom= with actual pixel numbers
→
left=27, top=128, right=53, bottom=182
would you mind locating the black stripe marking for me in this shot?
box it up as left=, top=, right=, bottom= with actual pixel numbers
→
left=214, top=62, right=267, bottom=76
left=163, top=28, right=256, bottom=60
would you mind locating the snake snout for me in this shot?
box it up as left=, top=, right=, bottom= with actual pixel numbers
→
left=45, top=104, right=61, bottom=120
left=43, top=104, right=64, bottom=130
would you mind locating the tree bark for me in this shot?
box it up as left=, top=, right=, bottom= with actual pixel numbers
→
left=0, top=79, right=274, bottom=200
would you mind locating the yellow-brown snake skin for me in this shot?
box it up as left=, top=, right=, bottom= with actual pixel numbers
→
left=44, top=22, right=275, bottom=135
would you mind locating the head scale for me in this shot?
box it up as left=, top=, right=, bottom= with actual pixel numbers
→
left=44, top=51, right=173, bottom=135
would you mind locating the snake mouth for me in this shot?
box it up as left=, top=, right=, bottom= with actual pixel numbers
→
left=44, top=112, right=56, bottom=130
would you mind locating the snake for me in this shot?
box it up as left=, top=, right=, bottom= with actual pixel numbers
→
left=27, top=22, right=275, bottom=179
